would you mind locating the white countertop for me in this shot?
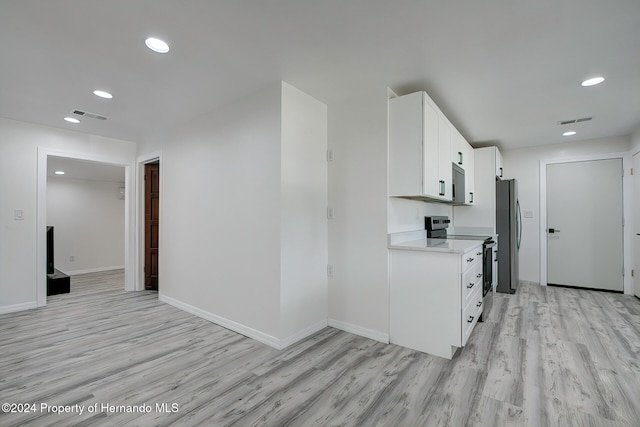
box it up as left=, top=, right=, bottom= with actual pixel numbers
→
left=389, top=238, right=482, bottom=254
left=388, top=230, right=483, bottom=254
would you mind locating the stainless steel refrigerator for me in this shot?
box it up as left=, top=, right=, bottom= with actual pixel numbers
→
left=496, top=178, right=521, bottom=293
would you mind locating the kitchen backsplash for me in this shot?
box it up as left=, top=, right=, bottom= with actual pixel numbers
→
left=388, top=197, right=452, bottom=233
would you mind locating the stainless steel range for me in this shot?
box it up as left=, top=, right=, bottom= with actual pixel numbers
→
left=425, top=216, right=495, bottom=321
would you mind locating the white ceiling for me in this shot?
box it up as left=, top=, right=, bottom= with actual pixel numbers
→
left=47, top=156, right=125, bottom=182
left=1, top=0, right=639, bottom=150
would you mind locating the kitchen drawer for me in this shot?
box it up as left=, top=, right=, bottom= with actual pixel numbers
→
left=462, top=261, right=482, bottom=304
left=462, top=245, right=483, bottom=273
left=462, top=287, right=483, bottom=345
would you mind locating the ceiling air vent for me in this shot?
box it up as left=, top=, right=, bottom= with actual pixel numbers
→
left=558, top=116, right=592, bottom=125
left=72, top=109, right=107, bottom=120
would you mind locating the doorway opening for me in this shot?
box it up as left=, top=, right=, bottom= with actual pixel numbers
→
left=36, top=148, right=135, bottom=307
left=47, top=156, right=126, bottom=277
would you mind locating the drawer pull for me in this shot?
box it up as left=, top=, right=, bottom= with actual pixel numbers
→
left=467, top=316, right=475, bottom=323
left=476, top=273, right=482, bottom=278
left=467, top=283, right=475, bottom=289
left=467, top=257, right=474, bottom=263
left=476, top=301, right=482, bottom=307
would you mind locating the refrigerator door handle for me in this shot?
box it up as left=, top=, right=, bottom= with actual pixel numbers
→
left=516, top=200, right=522, bottom=250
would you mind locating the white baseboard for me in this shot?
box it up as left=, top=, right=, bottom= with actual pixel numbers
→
left=159, top=294, right=329, bottom=350
left=157, top=294, right=276, bottom=349
left=278, top=319, right=328, bottom=349
left=0, top=301, right=38, bottom=315
left=328, top=318, right=389, bottom=344
left=66, top=265, right=125, bottom=275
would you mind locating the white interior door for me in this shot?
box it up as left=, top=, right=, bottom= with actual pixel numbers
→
left=634, top=153, right=640, bottom=297
left=547, top=159, right=623, bottom=291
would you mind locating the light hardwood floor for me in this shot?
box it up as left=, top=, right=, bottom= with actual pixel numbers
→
left=1, top=270, right=639, bottom=426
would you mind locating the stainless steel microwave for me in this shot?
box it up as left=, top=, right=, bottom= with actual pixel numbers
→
left=452, top=163, right=465, bottom=204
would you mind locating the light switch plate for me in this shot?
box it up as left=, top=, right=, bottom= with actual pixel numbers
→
left=14, top=209, right=24, bottom=220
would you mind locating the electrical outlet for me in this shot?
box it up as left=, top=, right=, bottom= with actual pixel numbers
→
left=327, top=264, right=334, bottom=277
left=327, top=207, right=334, bottom=220
left=14, top=209, right=24, bottom=220
left=524, top=210, right=534, bottom=218
left=326, top=149, right=334, bottom=162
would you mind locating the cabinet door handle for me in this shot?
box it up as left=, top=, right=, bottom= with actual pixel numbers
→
left=467, top=282, right=475, bottom=289
left=467, top=257, right=474, bottom=262
left=467, top=316, right=475, bottom=323
left=476, top=251, right=482, bottom=256
left=458, top=152, right=463, bottom=165
left=469, top=192, right=474, bottom=203
left=476, top=273, right=482, bottom=278
left=476, top=301, right=482, bottom=307
left=499, top=167, right=503, bottom=177
left=438, top=180, right=445, bottom=196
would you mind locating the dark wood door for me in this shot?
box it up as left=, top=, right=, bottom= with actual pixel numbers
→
left=145, top=162, right=160, bottom=290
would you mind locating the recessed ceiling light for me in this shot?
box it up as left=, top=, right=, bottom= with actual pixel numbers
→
left=145, top=37, right=170, bottom=53
left=64, top=117, right=80, bottom=124
left=562, top=131, right=577, bottom=136
left=581, top=76, right=605, bottom=87
left=55, top=171, right=65, bottom=175
left=93, top=90, right=113, bottom=99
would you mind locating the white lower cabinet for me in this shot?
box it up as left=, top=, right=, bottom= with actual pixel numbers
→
left=389, top=244, right=483, bottom=359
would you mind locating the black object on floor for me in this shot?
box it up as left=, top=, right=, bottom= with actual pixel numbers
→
left=47, top=269, right=70, bottom=295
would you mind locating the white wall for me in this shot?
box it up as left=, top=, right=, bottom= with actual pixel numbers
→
left=280, top=82, right=328, bottom=340
left=157, top=83, right=283, bottom=341
left=0, top=118, right=136, bottom=313
left=327, top=87, right=390, bottom=342
left=47, top=177, right=125, bottom=274
left=502, top=135, right=630, bottom=284
left=144, top=81, right=328, bottom=348
left=631, top=124, right=640, bottom=155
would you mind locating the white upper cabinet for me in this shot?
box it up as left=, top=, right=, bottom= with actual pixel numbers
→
left=389, top=91, right=449, bottom=201
left=453, top=146, right=502, bottom=230
left=389, top=91, right=433, bottom=197
left=436, top=112, right=452, bottom=200
left=450, top=125, right=475, bottom=205
left=463, top=138, right=475, bottom=204
left=495, top=147, right=504, bottom=179
left=389, top=91, right=472, bottom=203
left=451, top=125, right=465, bottom=169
